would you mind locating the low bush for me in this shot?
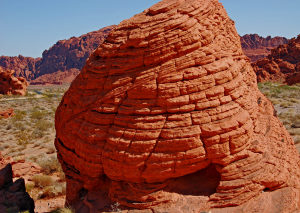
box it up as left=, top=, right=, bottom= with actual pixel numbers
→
left=32, top=175, right=54, bottom=188
left=37, top=156, right=62, bottom=175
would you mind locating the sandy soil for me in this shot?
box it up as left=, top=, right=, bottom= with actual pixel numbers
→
left=0, top=84, right=69, bottom=212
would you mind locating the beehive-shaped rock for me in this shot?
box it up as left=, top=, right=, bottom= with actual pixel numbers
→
left=55, top=0, right=300, bottom=211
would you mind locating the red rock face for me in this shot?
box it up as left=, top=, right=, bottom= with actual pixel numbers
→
left=240, top=34, right=288, bottom=62
left=0, top=108, right=14, bottom=119
left=253, top=35, right=300, bottom=84
left=30, top=69, right=80, bottom=85
left=0, top=55, right=40, bottom=80
left=0, top=26, right=114, bottom=84
left=0, top=67, right=28, bottom=96
left=55, top=0, right=300, bottom=211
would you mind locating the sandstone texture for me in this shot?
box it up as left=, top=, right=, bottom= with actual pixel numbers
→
left=0, top=26, right=114, bottom=85
left=0, top=55, right=40, bottom=80
left=0, top=154, right=35, bottom=213
left=253, top=35, right=300, bottom=84
left=30, top=68, right=80, bottom=85
left=240, top=34, right=288, bottom=62
left=0, top=108, right=14, bottom=119
left=0, top=67, right=28, bottom=96
left=55, top=0, right=300, bottom=212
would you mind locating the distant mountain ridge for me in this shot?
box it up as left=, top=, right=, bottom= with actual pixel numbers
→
left=0, top=26, right=115, bottom=84
left=240, top=34, right=289, bottom=62
left=0, top=31, right=289, bottom=84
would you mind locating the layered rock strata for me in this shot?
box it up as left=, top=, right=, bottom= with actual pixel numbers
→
left=55, top=0, right=300, bottom=212
left=253, top=35, right=300, bottom=84
left=0, top=67, right=28, bottom=96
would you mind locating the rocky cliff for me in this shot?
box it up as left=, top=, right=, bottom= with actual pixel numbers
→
left=253, top=35, right=300, bottom=84
left=0, top=26, right=114, bottom=84
left=240, top=34, right=288, bottom=62
left=0, top=55, right=40, bottom=80
left=0, top=30, right=289, bottom=85
left=55, top=0, right=300, bottom=212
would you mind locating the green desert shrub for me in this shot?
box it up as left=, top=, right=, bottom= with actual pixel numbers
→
left=38, top=182, right=66, bottom=199
left=30, top=108, right=49, bottom=120
left=32, top=174, right=54, bottom=188
left=15, top=130, right=32, bottom=145
left=25, top=182, right=35, bottom=194
left=12, top=110, right=27, bottom=122
left=37, top=156, right=62, bottom=175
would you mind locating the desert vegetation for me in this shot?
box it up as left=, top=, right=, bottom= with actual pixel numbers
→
left=0, top=84, right=69, bottom=212
left=258, top=82, right=300, bottom=150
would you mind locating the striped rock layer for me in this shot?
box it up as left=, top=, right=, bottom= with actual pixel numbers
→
left=55, top=0, right=300, bottom=211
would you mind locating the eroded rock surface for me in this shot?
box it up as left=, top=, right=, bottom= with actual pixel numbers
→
left=0, top=55, right=40, bottom=80
left=0, top=154, right=35, bottom=213
left=55, top=0, right=300, bottom=212
left=0, top=108, right=14, bottom=119
left=0, top=67, right=28, bottom=96
left=240, top=34, right=288, bottom=62
left=253, top=35, right=300, bottom=84
left=29, top=68, right=80, bottom=85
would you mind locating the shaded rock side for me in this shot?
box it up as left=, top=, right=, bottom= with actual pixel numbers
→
left=55, top=0, right=300, bottom=212
left=0, top=157, right=35, bottom=213
left=0, top=26, right=114, bottom=84
left=0, top=67, right=28, bottom=96
left=240, top=34, right=288, bottom=62
left=253, top=35, right=300, bottom=84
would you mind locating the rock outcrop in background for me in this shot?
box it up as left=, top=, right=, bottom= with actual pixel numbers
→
left=0, top=67, right=28, bottom=96
left=240, top=34, right=288, bottom=62
left=55, top=0, right=300, bottom=212
left=0, top=154, right=35, bottom=213
left=253, top=35, right=300, bottom=84
left=0, top=26, right=114, bottom=84
left=0, top=27, right=289, bottom=85
left=0, top=55, right=40, bottom=80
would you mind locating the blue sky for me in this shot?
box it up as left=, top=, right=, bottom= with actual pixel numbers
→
left=0, top=0, right=299, bottom=58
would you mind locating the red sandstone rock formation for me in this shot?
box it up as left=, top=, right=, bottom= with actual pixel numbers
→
left=0, top=55, right=41, bottom=80
left=240, top=34, right=288, bottom=62
left=0, top=154, right=35, bottom=213
left=0, top=67, right=28, bottom=96
left=0, top=108, right=14, bottom=119
left=30, top=69, right=80, bottom=85
left=0, top=26, right=114, bottom=84
left=55, top=0, right=300, bottom=212
left=253, top=35, right=300, bottom=84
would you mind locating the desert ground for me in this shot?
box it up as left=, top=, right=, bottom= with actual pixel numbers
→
left=0, top=84, right=68, bottom=212
left=0, top=82, right=300, bottom=212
